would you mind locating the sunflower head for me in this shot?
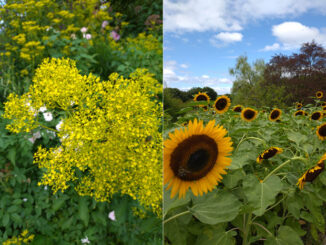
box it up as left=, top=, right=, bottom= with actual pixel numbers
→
left=213, top=95, right=231, bottom=114
left=296, top=102, right=303, bottom=109
left=310, top=111, right=323, bottom=121
left=202, top=105, right=209, bottom=111
left=322, top=102, right=326, bottom=107
left=316, top=123, right=326, bottom=140
left=316, top=91, right=323, bottom=99
left=269, top=109, right=282, bottom=122
left=297, top=154, right=326, bottom=190
left=194, top=92, right=210, bottom=103
left=256, top=147, right=283, bottom=163
left=322, top=106, right=326, bottom=111
left=294, top=110, right=305, bottom=117
left=232, top=105, right=243, bottom=112
left=164, top=119, right=233, bottom=198
left=241, top=108, right=258, bottom=122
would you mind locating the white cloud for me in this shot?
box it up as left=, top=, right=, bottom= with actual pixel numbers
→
left=180, top=64, right=188, bottom=69
left=262, top=22, right=326, bottom=51
left=202, top=75, right=210, bottom=79
left=210, top=32, right=243, bottom=47
left=261, top=42, right=281, bottom=51
left=164, top=0, right=326, bottom=33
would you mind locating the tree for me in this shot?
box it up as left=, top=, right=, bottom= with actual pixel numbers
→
left=186, top=87, right=218, bottom=101
left=264, top=41, right=326, bottom=104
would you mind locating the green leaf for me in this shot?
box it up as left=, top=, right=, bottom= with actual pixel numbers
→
left=189, top=190, right=241, bottom=225
left=2, top=213, right=9, bottom=226
left=164, top=188, right=191, bottom=217
left=229, top=151, right=257, bottom=170
left=78, top=197, right=89, bottom=226
left=223, top=169, right=245, bottom=189
left=243, top=175, right=282, bottom=216
left=286, top=131, right=307, bottom=145
left=195, top=227, right=236, bottom=245
left=265, top=226, right=303, bottom=245
left=52, top=197, right=66, bottom=212
left=7, top=147, right=16, bottom=166
left=11, top=213, right=22, bottom=224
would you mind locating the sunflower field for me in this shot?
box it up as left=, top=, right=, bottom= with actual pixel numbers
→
left=164, top=92, right=326, bottom=245
left=0, top=0, right=162, bottom=244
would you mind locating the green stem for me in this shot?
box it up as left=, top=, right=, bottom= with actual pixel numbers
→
left=242, top=212, right=252, bottom=245
left=163, top=210, right=191, bottom=224
left=37, top=122, right=58, bottom=133
left=236, top=136, right=267, bottom=152
left=252, top=222, right=273, bottom=237
left=263, top=157, right=305, bottom=182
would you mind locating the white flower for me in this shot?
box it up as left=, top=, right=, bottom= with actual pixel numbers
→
left=56, top=121, right=63, bottom=131
left=43, top=112, right=53, bottom=121
left=28, top=131, right=42, bottom=144
left=85, top=34, right=92, bottom=40
left=39, top=106, right=47, bottom=112
left=70, top=33, right=76, bottom=40
left=108, top=211, right=116, bottom=221
left=44, top=186, right=48, bottom=190
left=23, top=198, right=28, bottom=202
left=80, top=27, right=88, bottom=33
left=81, top=236, right=90, bottom=244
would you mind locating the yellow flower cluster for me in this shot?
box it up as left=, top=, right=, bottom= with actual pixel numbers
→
left=3, top=58, right=163, bottom=215
left=3, top=230, right=34, bottom=245
left=125, top=33, right=162, bottom=56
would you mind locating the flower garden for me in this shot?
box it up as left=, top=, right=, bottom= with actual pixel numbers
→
left=0, top=0, right=162, bottom=244
left=164, top=91, right=326, bottom=245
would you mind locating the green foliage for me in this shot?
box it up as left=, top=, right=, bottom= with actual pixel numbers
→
left=164, top=100, right=326, bottom=245
left=230, top=55, right=289, bottom=107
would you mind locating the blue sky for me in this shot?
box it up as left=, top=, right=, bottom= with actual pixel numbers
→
left=163, top=0, right=326, bottom=94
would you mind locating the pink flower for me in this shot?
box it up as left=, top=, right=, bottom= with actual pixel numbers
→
left=80, top=27, right=88, bottom=33
left=110, top=31, right=120, bottom=41
left=108, top=211, right=116, bottom=221
left=85, top=34, right=92, bottom=40
left=102, top=20, right=109, bottom=29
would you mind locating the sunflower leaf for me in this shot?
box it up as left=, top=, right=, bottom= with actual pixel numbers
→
left=163, top=188, right=191, bottom=217
left=189, top=190, right=241, bottom=225
left=195, top=226, right=236, bottom=245
left=265, top=226, right=303, bottom=245
left=243, top=174, right=282, bottom=216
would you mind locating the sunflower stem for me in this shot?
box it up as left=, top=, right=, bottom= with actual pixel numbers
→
left=252, top=222, right=273, bottom=237
left=163, top=210, right=191, bottom=224
left=263, top=157, right=305, bottom=182
left=242, top=212, right=252, bottom=245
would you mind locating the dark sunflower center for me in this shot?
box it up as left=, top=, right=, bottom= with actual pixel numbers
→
left=196, top=95, right=208, bottom=101
left=311, top=112, right=321, bottom=120
left=244, top=109, right=255, bottom=119
left=305, top=162, right=325, bottom=182
left=262, top=148, right=278, bottom=159
left=170, top=135, right=218, bottom=181
left=234, top=106, right=242, bottom=112
left=317, top=92, right=322, bottom=97
left=295, top=111, right=303, bottom=116
left=297, top=104, right=302, bottom=109
left=215, top=98, right=227, bottom=110
left=270, top=110, right=280, bottom=120
left=187, top=149, right=210, bottom=172
left=318, top=125, right=326, bottom=137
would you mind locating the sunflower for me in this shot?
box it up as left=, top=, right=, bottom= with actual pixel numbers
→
left=294, top=110, right=306, bottom=116
left=241, top=108, right=258, bottom=122
left=310, top=111, right=323, bottom=121
left=269, top=109, right=282, bottom=122
left=322, top=102, right=326, bottom=107
left=296, top=102, right=303, bottom=109
left=322, top=106, right=326, bottom=111
left=316, top=122, right=326, bottom=140
left=164, top=119, right=233, bottom=198
left=193, top=92, right=210, bottom=103
left=213, top=96, right=231, bottom=114
left=256, top=147, right=283, bottom=163
left=297, top=154, right=326, bottom=190
left=316, top=91, right=323, bottom=99
left=232, top=105, right=243, bottom=112
left=202, top=105, right=208, bottom=111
